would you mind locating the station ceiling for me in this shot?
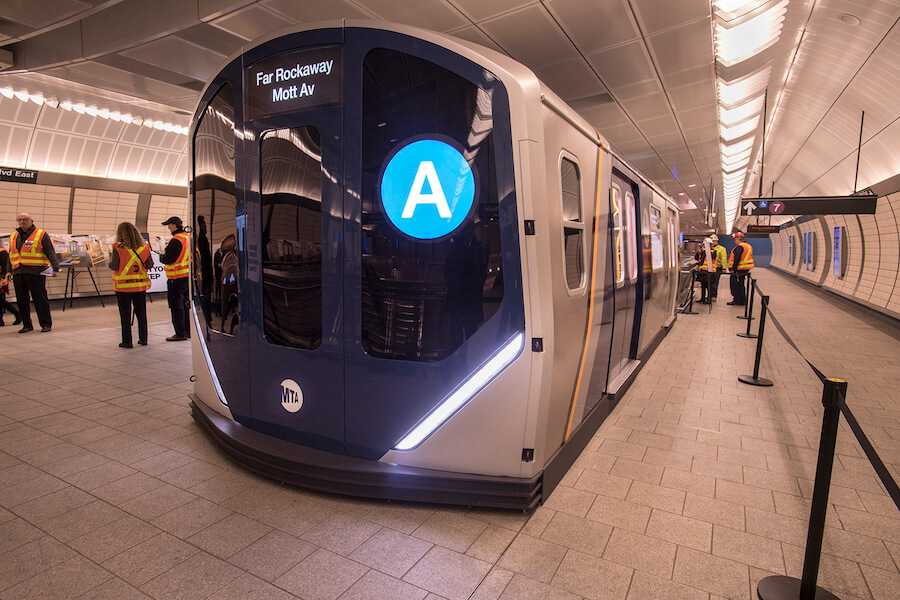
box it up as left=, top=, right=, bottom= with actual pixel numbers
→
left=1, top=0, right=899, bottom=234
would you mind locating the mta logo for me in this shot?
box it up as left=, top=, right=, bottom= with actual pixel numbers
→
left=380, top=139, right=476, bottom=240
left=280, top=378, right=303, bottom=413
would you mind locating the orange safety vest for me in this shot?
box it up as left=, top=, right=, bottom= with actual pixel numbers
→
left=163, top=232, right=191, bottom=279
left=697, top=245, right=716, bottom=271
left=9, top=228, right=51, bottom=269
left=727, top=242, right=754, bottom=270
left=112, top=243, right=151, bottom=292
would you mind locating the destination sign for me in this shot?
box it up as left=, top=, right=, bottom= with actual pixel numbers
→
left=746, top=225, right=780, bottom=234
left=740, top=196, right=877, bottom=216
left=246, top=46, right=342, bottom=120
left=0, top=167, right=38, bottom=184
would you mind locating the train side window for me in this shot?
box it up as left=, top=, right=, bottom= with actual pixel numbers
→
left=626, top=191, right=638, bottom=281
left=611, top=184, right=624, bottom=286
left=193, top=82, right=238, bottom=336
left=560, top=156, right=584, bottom=291
left=260, top=126, right=323, bottom=350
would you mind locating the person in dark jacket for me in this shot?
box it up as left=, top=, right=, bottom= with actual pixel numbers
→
left=158, top=216, right=191, bottom=341
left=10, top=213, right=60, bottom=333
left=0, top=245, right=22, bottom=326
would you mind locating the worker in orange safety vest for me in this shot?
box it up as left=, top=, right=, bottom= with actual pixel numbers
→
left=9, top=212, right=60, bottom=333
left=159, top=216, right=191, bottom=341
left=727, top=231, right=754, bottom=306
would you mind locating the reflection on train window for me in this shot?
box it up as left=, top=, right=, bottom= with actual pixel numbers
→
left=261, top=126, right=323, bottom=350
left=361, top=48, right=504, bottom=361
left=626, top=191, right=638, bottom=281
left=193, top=82, right=238, bottom=336
left=560, top=156, right=584, bottom=290
left=611, top=184, right=624, bottom=285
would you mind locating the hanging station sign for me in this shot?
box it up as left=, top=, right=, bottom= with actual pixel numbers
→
left=0, top=167, right=38, bottom=184
left=245, top=46, right=342, bottom=120
left=740, top=196, right=877, bottom=216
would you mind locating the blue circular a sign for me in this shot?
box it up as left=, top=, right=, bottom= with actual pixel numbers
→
left=380, top=139, right=475, bottom=240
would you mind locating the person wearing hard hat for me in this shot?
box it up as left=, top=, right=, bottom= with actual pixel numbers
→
left=696, top=235, right=726, bottom=303
left=727, top=231, right=754, bottom=305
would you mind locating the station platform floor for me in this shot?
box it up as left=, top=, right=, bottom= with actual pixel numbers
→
left=1, top=268, right=898, bottom=600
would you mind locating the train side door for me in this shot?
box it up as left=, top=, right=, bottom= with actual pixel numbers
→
left=608, top=171, right=640, bottom=390
left=246, top=107, right=347, bottom=454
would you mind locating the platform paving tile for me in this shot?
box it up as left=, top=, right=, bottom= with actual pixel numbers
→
left=1, top=271, right=899, bottom=599
left=228, top=530, right=317, bottom=582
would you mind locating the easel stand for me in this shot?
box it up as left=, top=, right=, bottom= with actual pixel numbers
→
left=63, top=266, right=105, bottom=311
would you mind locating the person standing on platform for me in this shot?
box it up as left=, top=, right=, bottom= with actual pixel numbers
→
left=108, top=222, right=153, bottom=348
left=159, top=216, right=191, bottom=341
left=706, top=234, right=727, bottom=302
left=727, top=231, right=754, bottom=306
left=9, top=213, right=60, bottom=333
left=695, top=239, right=711, bottom=304
left=0, top=244, right=22, bottom=326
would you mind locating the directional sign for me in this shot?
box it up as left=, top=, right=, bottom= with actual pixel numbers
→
left=739, top=196, right=877, bottom=215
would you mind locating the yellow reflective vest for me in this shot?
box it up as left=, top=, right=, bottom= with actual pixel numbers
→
left=163, top=232, right=191, bottom=279
left=9, top=228, right=51, bottom=269
left=727, top=242, right=754, bottom=270
left=112, top=243, right=151, bottom=292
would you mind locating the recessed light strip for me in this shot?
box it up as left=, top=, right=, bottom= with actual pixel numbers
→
left=0, top=85, right=188, bottom=135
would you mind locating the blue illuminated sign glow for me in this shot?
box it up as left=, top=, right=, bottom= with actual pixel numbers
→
left=380, top=139, right=475, bottom=240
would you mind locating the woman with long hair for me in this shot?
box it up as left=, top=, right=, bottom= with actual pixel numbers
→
left=108, top=222, right=153, bottom=347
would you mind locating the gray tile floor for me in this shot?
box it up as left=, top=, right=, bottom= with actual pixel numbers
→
left=1, top=268, right=898, bottom=599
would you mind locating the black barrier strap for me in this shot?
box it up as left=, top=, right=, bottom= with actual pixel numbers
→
left=764, top=310, right=828, bottom=383
left=836, top=393, right=900, bottom=511
left=752, top=286, right=900, bottom=511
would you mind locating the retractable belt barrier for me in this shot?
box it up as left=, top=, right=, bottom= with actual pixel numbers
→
left=742, top=277, right=900, bottom=600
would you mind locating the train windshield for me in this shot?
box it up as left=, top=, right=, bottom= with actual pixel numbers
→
left=360, top=48, right=505, bottom=361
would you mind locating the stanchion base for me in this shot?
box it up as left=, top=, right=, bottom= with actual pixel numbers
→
left=682, top=310, right=699, bottom=315
left=739, top=374, right=774, bottom=386
left=736, top=332, right=758, bottom=339
left=737, top=315, right=755, bottom=320
left=757, top=575, right=840, bottom=600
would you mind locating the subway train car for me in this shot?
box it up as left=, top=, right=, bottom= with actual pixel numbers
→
left=188, top=21, right=680, bottom=509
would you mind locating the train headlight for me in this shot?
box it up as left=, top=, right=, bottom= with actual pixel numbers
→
left=393, top=332, right=524, bottom=451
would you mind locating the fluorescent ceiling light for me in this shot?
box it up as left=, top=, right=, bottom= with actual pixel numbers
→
left=394, top=333, right=524, bottom=451
left=45, top=97, right=59, bottom=109
left=718, top=68, right=771, bottom=106
left=721, top=137, right=755, bottom=157
left=716, top=0, right=788, bottom=66
left=722, top=158, right=750, bottom=173
left=13, top=90, right=29, bottom=102
left=714, top=0, right=755, bottom=13
left=721, top=116, right=760, bottom=141
left=719, top=95, right=764, bottom=126
left=0, top=87, right=13, bottom=99
left=28, top=94, right=45, bottom=106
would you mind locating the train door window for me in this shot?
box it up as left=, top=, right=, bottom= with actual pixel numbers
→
left=668, top=209, right=677, bottom=271
left=193, top=82, right=238, bottom=336
left=611, top=184, right=624, bottom=286
left=626, top=191, right=638, bottom=281
left=361, top=47, right=504, bottom=361
left=260, top=126, right=323, bottom=350
left=560, top=155, right=584, bottom=291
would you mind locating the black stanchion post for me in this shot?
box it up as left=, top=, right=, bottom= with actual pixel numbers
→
left=737, top=271, right=753, bottom=322
left=739, top=294, right=773, bottom=386
left=737, top=279, right=758, bottom=339
left=757, top=378, right=847, bottom=600
left=683, top=269, right=698, bottom=315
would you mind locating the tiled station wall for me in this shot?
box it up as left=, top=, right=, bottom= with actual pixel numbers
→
left=1, top=178, right=187, bottom=300
left=769, top=190, right=900, bottom=319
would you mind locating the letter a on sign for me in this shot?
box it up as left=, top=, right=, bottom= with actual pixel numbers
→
left=380, top=139, right=475, bottom=239
left=401, top=161, right=452, bottom=219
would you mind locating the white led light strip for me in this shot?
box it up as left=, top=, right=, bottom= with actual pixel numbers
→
left=0, top=85, right=188, bottom=135
left=394, top=332, right=525, bottom=451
